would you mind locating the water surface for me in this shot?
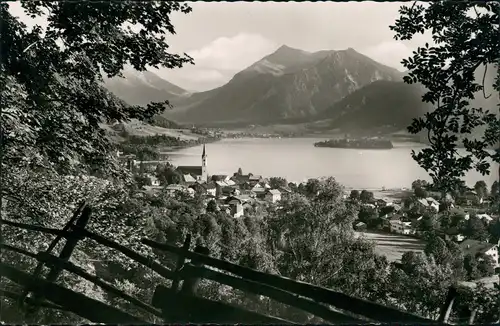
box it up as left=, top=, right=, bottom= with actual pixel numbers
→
left=164, top=138, right=498, bottom=189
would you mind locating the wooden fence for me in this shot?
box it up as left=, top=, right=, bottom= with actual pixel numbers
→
left=0, top=204, right=462, bottom=324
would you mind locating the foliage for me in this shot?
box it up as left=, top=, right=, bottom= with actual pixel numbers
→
left=491, top=181, right=499, bottom=199
left=474, top=180, right=489, bottom=199
left=412, top=179, right=429, bottom=190
left=389, top=252, right=457, bottom=319
left=414, top=186, right=428, bottom=198
left=1, top=1, right=194, bottom=176
left=349, top=189, right=360, bottom=200
left=391, top=1, right=500, bottom=193
left=268, top=177, right=288, bottom=189
left=461, top=215, right=489, bottom=242
left=359, top=190, right=374, bottom=203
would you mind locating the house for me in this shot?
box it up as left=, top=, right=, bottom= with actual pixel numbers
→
left=239, top=190, right=257, bottom=198
left=182, top=174, right=197, bottom=184
left=382, top=214, right=403, bottom=229
left=265, top=189, right=281, bottom=203
left=189, top=182, right=207, bottom=195
left=225, top=196, right=245, bottom=218
left=376, top=198, right=392, bottom=207
left=464, top=213, right=494, bottom=224
left=459, top=190, right=482, bottom=206
left=477, top=213, right=494, bottom=223
left=251, top=184, right=266, bottom=197
left=204, top=182, right=217, bottom=197
left=165, top=184, right=188, bottom=195
left=392, top=203, right=402, bottom=212
left=389, top=220, right=415, bottom=235
left=354, top=221, right=367, bottom=232
left=279, top=186, right=292, bottom=198
left=413, top=197, right=440, bottom=212
left=460, top=239, right=499, bottom=268
left=248, top=175, right=263, bottom=185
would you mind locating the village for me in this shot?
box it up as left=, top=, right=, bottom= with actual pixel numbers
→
left=117, top=145, right=500, bottom=281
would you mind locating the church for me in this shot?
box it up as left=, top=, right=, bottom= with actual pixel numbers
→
left=177, top=144, right=208, bottom=183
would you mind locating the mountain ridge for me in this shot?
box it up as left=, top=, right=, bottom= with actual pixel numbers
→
left=162, top=45, right=404, bottom=125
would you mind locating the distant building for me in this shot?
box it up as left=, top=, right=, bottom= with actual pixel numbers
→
left=177, top=144, right=208, bottom=183
left=389, top=220, right=415, bottom=235
left=148, top=175, right=160, bottom=187
left=412, top=197, right=440, bottom=212
left=165, top=184, right=188, bottom=196
left=265, top=189, right=281, bottom=203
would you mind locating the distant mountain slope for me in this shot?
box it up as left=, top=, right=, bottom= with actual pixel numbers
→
left=104, top=69, right=190, bottom=106
left=164, top=45, right=404, bottom=125
left=315, top=81, right=431, bottom=132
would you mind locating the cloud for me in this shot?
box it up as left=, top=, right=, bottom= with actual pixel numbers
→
left=158, top=33, right=279, bottom=91
left=361, top=41, right=414, bottom=70
left=188, top=33, right=278, bottom=72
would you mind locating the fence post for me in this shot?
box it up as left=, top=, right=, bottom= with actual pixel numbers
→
left=180, top=244, right=210, bottom=296
left=468, top=309, right=477, bottom=325
left=438, top=286, right=457, bottom=324
left=26, top=206, right=93, bottom=318
left=171, top=234, right=191, bottom=292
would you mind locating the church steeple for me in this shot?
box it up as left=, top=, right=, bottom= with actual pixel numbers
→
left=201, top=144, right=208, bottom=183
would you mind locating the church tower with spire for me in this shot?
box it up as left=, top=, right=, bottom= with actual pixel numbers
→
left=201, top=144, right=208, bottom=183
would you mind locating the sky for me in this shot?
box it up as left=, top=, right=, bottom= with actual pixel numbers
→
left=9, top=1, right=432, bottom=92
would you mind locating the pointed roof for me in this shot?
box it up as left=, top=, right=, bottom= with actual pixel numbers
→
left=202, top=144, right=206, bottom=157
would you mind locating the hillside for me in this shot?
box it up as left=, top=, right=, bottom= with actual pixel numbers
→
left=100, top=119, right=200, bottom=143
left=103, top=69, right=191, bottom=107
left=315, top=81, right=431, bottom=132
left=163, top=45, right=403, bottom=125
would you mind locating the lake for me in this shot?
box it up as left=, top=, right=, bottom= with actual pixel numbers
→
left=163, top=138, right=498, bottom=190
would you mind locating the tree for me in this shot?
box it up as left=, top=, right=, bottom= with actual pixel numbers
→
left=265, top=179, right=389, bottom=302
left=134, top=175, right=152, bottom=188
left=414, top=186, right=428, bottom=198
left=1, top=3, right=195, bottom=322
left=1, top=2, right=194, bottom=176
left=358, top=206, right=380, bottom=228
left=391, top=2, right=500, bottom=194
left=360, top=190, right=374, bottom=203
left=412, top=179, right=428, bottom=190
left=474, top=180, right=489, bottom=200
left=491, top=181, right=499, bottom=199
left=379, top=205, right=395, bottom=217
left=269, top=177, right=288, bottom=189
left=206, top=199, right=218, bottom=213
left=349, top=190, right=360, bottom=201
left=462, top=215, right=490, bottom=242
left=463, top=254, right=480, bottom=281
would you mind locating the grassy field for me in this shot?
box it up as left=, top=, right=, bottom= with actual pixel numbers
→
left=100, top=119, right=201, bottom=142
left=354, top=231, right=425, bottom=263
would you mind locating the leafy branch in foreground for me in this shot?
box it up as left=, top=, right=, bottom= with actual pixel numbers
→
left=391, top=1, right=500, bottom=193
left=0, top=1, right=193, bottom=175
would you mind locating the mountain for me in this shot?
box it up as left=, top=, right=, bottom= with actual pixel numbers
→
left=316, top=64, right=497, bottom=138
left=103, top=69, right=190, bottom=107
left=314, top=81, right=431, bottom=132
left=164, top=45, right=404, bottom=125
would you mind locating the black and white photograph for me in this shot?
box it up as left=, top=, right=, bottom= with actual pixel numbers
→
left=1, top=0, right=499, bottom=324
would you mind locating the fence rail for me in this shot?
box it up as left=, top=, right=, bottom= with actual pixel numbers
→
left=0, top=204, right=461, bottom=324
